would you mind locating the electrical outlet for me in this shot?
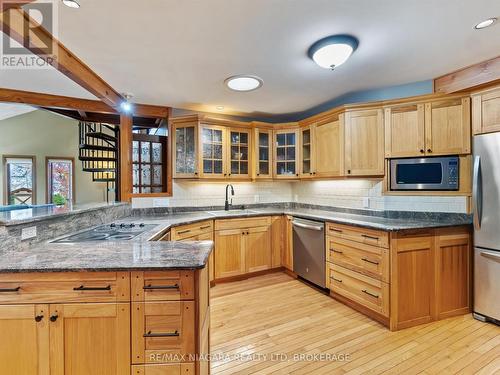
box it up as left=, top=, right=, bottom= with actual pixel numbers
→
left=153, top=198, right=169, bottom=207
left=21, top=226, right=37, bottom=240
left=254, top=194, right=259, bottom=203
left=362, top=197, right=370, bottom=208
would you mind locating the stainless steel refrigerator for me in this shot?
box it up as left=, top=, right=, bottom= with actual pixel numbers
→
left=472, top=133, right=500, bottom=324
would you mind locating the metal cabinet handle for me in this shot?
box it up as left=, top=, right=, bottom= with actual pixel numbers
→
left=329, top=228, right=342, bottom=233
left=50, top=315, right=59, bottom=322
left=0, top=286, right=20, bottom=293
left=362, top=234, right=379, bottom=241
left=199, top=225, right=211, bottom=230
left=473, top=155, right=482, bottom=230
left=35, top=315, right=44, bottom=322
left=362, top=289, right=379, bottom=298
left=330, top=277, right=343, bottom=283
left=331, top=249, right=343, bottom=254
left=143, top=330, right=179, bottom=338
left=73, top=285, right=111, bottom=291
left=143, top=284, right=179, bottom=290
left=361, top=258, right=380, bottom=265
left=177, top=229, right=191, bottom=235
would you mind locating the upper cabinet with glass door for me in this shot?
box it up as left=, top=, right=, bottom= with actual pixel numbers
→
left=172, top=120, right=198, bottom=178
left=254, top=129, right=273, bottom=179
left=274, top=129, right=299, bottom=179
left=199, top=124, right=226, bottom=179
left=299, top=126, right=315, bottom=178
left=228, top=128, right=251, bottom=179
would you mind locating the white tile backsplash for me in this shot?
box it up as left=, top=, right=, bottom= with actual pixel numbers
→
left=132, top=179, right=468, bottom=213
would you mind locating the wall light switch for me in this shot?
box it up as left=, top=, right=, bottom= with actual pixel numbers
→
left=362, top=197, right=370, bottom=208
left=21, top=226, right=37, bottom=240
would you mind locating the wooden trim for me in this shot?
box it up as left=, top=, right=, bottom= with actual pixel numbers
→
left=434, top=55, right=500, bottom=93
left=0, top=88, right=169, bottom=118
left=119, top=115, right=133, bottom=202
left=2, top=154, right=36, bottom=205
left=213, top=267, right=284, bottom=285
left=45, top=156, right=76, bottom=205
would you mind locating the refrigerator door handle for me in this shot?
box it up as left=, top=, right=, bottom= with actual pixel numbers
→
left=481, top=251, right=500, bottom=263
left=473, top=155, right=482, bottom=230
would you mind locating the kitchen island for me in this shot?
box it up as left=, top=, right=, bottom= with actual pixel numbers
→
left=0, top=239, right=212, bottom=375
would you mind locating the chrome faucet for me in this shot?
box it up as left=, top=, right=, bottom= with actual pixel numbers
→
left=225, top=184, right=234, bottom=211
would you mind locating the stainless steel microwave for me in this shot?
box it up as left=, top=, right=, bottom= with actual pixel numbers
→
left=390, top=156, right=459, bottom=191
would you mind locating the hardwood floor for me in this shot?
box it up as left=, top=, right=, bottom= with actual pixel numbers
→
left=210, top=272, right=500, bottom=374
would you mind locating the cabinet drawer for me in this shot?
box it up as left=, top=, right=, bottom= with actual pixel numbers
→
left=327, top=237, right=389, bottom=282
left=132, top=363, right=196, bottom=375
left=132, top=301, right=195, bottom=364
left=328, top=263, right=389, bottom=317
left=0, top=272, right=129, bottom=304
left=132, top=271, right=194, bottom=302
left=215, top=216, right=271, bottom=230
left=171, top=220, right=213, bottom=241
left=326, top=222, right=389, bottom=248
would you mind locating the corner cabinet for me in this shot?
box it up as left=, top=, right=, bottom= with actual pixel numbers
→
left=344, top=108, right=385, bottom=176
left=299, top=126, right=315, bottom=178
left=274, top=129, right=299, bottom=179
left=254, top=128, right=273, bottom=179
left=173, top=120, right=199, bottom=178
left=385, top=96, right=471, bottom=157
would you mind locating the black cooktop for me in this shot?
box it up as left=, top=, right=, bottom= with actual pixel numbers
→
left=52, top=223, right=157, bottom=243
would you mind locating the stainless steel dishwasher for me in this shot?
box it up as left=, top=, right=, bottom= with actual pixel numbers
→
left=292, top=217, right=325, bottom=288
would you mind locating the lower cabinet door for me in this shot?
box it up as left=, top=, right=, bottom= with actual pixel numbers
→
left=49, top=303, right=130, bottom=375
left=245, top=226, right=272, bottom=273
left=132, top=363, right=196, bottom=375
left=132, top=301, right=195, bottom=364
left=0, top=304, right=49, bottom=375
left=215, top=229, right=245, bottom=279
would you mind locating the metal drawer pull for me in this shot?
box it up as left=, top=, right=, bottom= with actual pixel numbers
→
left=361, top=258, right=380, bottom=265
left=73, top=285, right=111, bottom=291
left=331, top=249, right=343, bottom=254
left=330, top=228, right=342, bottom=233
left=362, top=289, right=379, bottom=298
left=177, top=229, right=191, bottom=234
left=362, top=234, right=379, bottom=241
left=144, top=330, right=179, bottom=338
left=0, top=286, right=21, bottom=292
left=330, top=277, right=343, bottom=283
left=143, top=284, right=179, bottom=290
left=199, top=225, right=211, bottom=230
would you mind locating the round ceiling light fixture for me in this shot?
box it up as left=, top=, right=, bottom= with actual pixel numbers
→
left=225, top=75, right=263, bottom=92
left=308, top=34, right=359, bottom=70
left=474, top=17, right=497, bottom=29
left=216, top=105, right=225, bottom=111
left=62, top=0, right=80, bottom=8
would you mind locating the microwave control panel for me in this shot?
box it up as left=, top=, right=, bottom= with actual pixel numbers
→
left=448, top=160, right=459, bottom=187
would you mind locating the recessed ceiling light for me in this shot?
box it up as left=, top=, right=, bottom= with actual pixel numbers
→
left=216, top=106, right=225, bottom=111
left=474, top=17, right=497, bottom=29
left=225, top=75, right=263, bottom=92
left=308, top=34, right=359, bottom=70
left=62, top=0, right=80, bottom=8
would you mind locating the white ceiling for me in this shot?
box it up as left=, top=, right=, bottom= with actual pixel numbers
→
left=5, top=0, right=500, bottom=118
left=0, top=103, right=36, bottom=121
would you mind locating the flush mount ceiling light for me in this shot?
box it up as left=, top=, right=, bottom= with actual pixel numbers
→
left=62, top=0, right=80, bottom=8
left=308, top=34, right=359, bottom=70
left=216, top=105, right=225, bottom=111
left=474, top=17, right=497, bottom=29
left=225, top=75, right=263, bottom=92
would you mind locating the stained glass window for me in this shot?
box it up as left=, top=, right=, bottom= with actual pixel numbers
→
left=132, top=134, right=167, bottom=193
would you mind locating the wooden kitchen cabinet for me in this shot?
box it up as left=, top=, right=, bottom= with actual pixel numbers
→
left=271, top=215, right=284, bottom=268
left=0, top=304, right=49, bottom=375
left=385, top=96, right=471, bottom=157
left=274, top=129, right=299, bottom=179
left=49, top=303, right=130, bottom=375
left=199, top=124, right=227, bottom=179
left=214, top=229, right=245, bottom=279
left=424, top=97, right=471, bottom=155
left=384, top=104, right=425, bottom=157
left=472, top=86, right=500, bottom=135
left=254, top=128, right=273, bottom=179
left=227, top=127, right=251, bottom=179
left=344, top=108, right=385, bottom=176
left=313, top=115, right=345, bottom=178
left=281, top=215, right=294, bottom=271
left=245, top=225, right=272, bottom=273
left=172, top=119, right=199, bottom=178
left=299, top=125, right=315, bottom=178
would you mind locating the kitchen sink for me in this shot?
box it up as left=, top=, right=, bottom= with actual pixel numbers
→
left=206, top=209, right=260, bottom=216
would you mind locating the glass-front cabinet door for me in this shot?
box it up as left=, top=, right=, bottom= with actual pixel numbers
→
left=199, top=124, right=226, bottom=178
left=228, top=128, right=251, bottom=179
left=173, top=121, right=198, bottom=178
left=299, top=126, right=315, bottom=178
left=274, top=129, right=299, bottom=179
left=254, top=128, right=273, bottom=179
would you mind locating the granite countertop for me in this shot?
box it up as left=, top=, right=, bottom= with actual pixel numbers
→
left=0, top=240, right=213, bottom=273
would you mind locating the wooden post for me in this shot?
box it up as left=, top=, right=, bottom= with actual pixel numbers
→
left=119, top=115, right=133, bottom=202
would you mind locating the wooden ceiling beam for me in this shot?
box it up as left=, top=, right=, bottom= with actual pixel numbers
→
left=434, top=55, right=500, bottom=93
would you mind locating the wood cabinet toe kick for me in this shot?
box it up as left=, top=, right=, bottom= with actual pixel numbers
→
left=326, top=223, right=472, bottom=331
left=0, top=266, right=211, bottom=375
